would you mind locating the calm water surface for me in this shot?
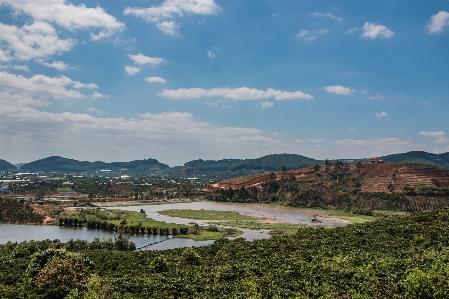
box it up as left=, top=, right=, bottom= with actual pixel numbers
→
left=0, top=202, right=346, bottom=250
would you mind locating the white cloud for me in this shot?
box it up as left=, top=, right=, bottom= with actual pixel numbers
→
left=124, top=0, right=219, bottom=36
left=331, top=138, right=418, bottom=157
left=419, top=131, right=448, bottom=144
left=2, top=0, right=124, bottom=35
left=345, top=27, right=359, bottom=34
left=87, top=107, right=105, bottom=114
left=296, top=30, right=308, bottom=38
left=311, top=12, right=341, bottom=22
left=91, top=92, right=108, bottom=99
left=39, top=60, right=69, bottom=70
left=13, top=65, right=30, bottom=71
left=91, top=29, right=116, bottom=41
left=125, top=65, right=140, bottom=75
left=323, top=85, right=355, bottom=95
left=369, top=93, right=384, bottom=100
left=0, top=22, right=75, bottom=61
left=419, top=131, right=445, bottom=138
left=361, top=22, right=394, bottom=39
left=0, top=71, right=88, bottom=99
left=73, top=82, right=98, bottom=89
left=145, top=76, right=167, bottom=83
left=0, top=49, right=10, bottom=62
left=374, top=111, right=388, bottom=117
left=128, top=53, right=165, bottom=66
left=207, top=50, right=215, bottom=58
left=157, top=21, right=180, bottom=36
left=296, top=28, right=327, bottom=41
left=159, top=87, right=314, bottom=101
left=261, top=101, right=274, bottom=109
left=294, top=139, right=303, bottom=144
left=426, top=11, right=449, bottom=34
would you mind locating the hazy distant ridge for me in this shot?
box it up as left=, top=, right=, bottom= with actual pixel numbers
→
left=3, top=151, right=449, bottom=174
left=18, top=156, right=170, bottom=173
left=0, top=159, right=17, bottom=172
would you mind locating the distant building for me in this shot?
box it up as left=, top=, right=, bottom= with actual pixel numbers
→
left=369, top=157, right=384, bottom=164
left=1, top=185, right=10, bottom=194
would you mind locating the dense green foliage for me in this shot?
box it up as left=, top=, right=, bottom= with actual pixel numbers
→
left=0, top=159, right=17, bottom=172
left=185, top=154, right=320, bottom=174
left=58, top=209, right=190, bottom=236
left=18, top=156, right=169, bottom=174
left=2, top=210, right=449, bottom=298
left=0, top=199, right=44, bottom=224
left=380, top=151, right=449, bottom=169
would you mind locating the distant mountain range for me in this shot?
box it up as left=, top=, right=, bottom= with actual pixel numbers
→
left=15, top=156, right=170, bottom=174
left=1, top=151, right=448, bottom=174
left=0, top=159, right=17, bottom=172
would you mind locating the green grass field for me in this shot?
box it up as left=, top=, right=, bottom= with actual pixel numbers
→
left=158, top=209, right=257, bottom=221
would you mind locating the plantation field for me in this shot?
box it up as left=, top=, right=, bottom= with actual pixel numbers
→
left=3, top=209, right=449, bottom=298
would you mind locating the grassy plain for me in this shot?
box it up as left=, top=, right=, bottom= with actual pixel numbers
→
left=158, top=209, right=257, bottom=221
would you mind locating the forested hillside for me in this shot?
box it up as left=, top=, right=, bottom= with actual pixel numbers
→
left=0, top=159, right=16, bottom=172
left=18, top=156, right=170, bottom=174
left=2, top=209, right=449, bottom=298
left=380, top=151, right=449, bottom=168
left=183, top=154, right=320, bottom=174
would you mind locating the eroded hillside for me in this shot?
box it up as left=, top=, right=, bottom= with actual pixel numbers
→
left=207, top=162, right=449, bottom=213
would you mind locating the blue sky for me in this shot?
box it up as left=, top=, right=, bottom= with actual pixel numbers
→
left=0, top=0, right=448, bottom=166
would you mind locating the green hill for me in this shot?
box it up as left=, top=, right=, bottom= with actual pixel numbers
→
left=379, top=151, right=449, bottom=168
left=0, top=159, right=17, bottom=172
left=19, top=156, right=170, bottom=174
left=185, top=154, right=320, bottom=173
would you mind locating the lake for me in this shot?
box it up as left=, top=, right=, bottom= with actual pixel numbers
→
left=0, top=202, right=347, bottom=250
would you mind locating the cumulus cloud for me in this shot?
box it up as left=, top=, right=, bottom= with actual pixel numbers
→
left=369, top=93, right=384, bottom=100
left=0, top=22, right=75, bottom=61
left=0, top=71, right=90, bottom=99
left=323, top=85, right=355, bottom=95
left=91, top=92, right=108, bottom=99
left=419, top=131, right=448, bottom=144
left=296, top=28, right=328, bottom=40
left=124, top=0, right=219, bottom=36
left=1, top=102, right=286, bottom=165
left=87, top=107, right=105, bottom=114
left=73, top=81, right=98, bottom=89
left=332, top=138, right=416, bottom=155
left=125, top=66, right=140, bottom=75
left=128, top=53, right=165, bottom=66
left=2, top=0, right=124, bottom=37
left=361, top=22, right=394, bottom=39
left=426, top=11, right=449, bottom=34
left=38, top=60, right=69, bottom=70
left=159, top=87, right=314, bottom=101
left=261, top=101, right=274, bottom=109
left=311, top=12, right=341, bottom=22
left=374, top=111, right=388, bottom=118
left=13, top=65, right=30, bottom=72
left=145, top=76, right=166, bottom=83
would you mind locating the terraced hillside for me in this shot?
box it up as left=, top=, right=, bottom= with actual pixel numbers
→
left=207, top=162, right=449, bottom=213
